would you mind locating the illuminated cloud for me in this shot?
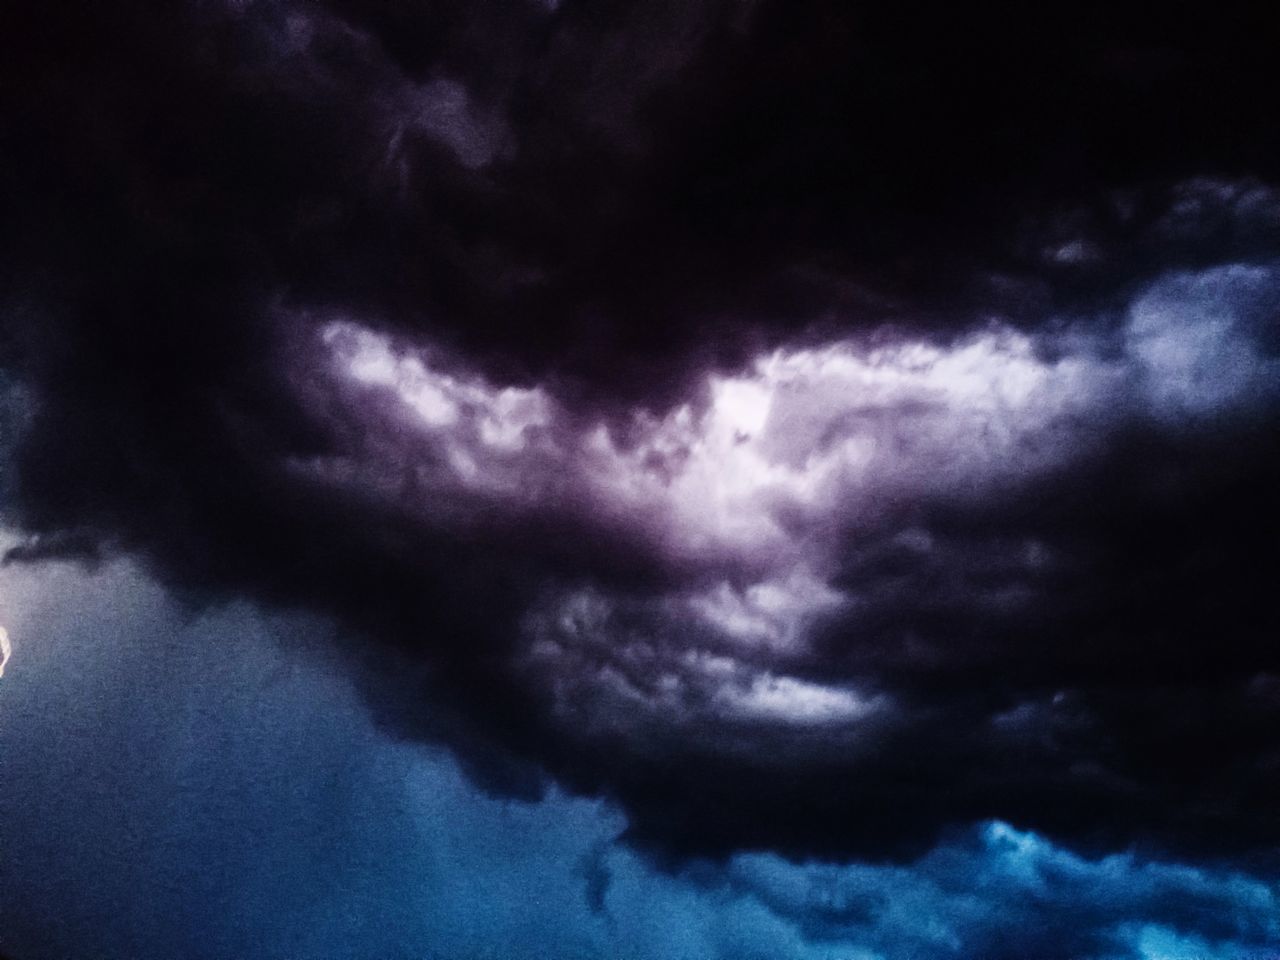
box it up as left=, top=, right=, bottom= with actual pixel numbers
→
left=303, top=261, right=1280, bottom=759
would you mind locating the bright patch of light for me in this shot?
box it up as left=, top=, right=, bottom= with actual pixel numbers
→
left=714, top=672, right=879, bottom=724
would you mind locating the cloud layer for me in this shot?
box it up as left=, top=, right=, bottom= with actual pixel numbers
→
left=2, top=0, right=1280, bottom=867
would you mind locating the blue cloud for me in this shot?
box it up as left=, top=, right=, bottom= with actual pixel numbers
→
left=685, top=822, right=1279, bottom=960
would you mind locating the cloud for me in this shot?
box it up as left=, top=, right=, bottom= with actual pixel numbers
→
left=689, top=822, right=1280, bottom=960
left=270, top=262, right=1280, bottom=861
left=2, top=0, right=1280, bottom=868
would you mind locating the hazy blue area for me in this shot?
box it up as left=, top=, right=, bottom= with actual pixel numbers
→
left=0, top=550, right=1275, bottom=960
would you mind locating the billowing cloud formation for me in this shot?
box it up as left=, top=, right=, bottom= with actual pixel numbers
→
left=307, top=261, right=1279, bottom=740
left=2, top=0, right=1280, bottom=867
left=686, top=822, right=1280, bottom=959
left=285, top=259, right=1280, bottom=859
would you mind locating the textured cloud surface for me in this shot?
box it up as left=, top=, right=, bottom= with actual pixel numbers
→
left=2, top=0, right=1280, bottom=874
left=290, top=257, right=1280, bottom=860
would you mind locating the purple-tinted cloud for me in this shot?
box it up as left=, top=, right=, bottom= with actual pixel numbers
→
left=2, top=0, right=1280, bottom=866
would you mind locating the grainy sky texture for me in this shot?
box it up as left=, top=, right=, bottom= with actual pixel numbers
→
left=1, top=2, right=1279, bottom=958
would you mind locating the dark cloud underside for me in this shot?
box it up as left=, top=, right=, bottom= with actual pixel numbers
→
left=2, top=0, right=1279, bottom=867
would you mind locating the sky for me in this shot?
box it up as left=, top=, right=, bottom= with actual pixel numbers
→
left=2, top=1, right=1280, bottom=958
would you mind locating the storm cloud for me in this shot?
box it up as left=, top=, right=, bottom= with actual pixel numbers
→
left=2, top=0, right=1280, bottom=870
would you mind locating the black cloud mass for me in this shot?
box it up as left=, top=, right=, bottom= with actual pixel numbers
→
left=2, top=0, right=1280, bottom=871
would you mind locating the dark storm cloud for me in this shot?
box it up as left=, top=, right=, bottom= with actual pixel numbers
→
left=2, top=0, right=1280, bottom=868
